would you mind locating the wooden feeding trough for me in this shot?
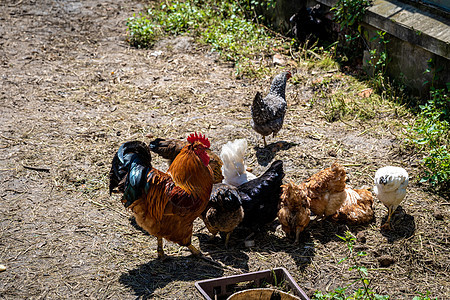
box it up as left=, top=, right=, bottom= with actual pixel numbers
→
left=195, top=267, right=310, bottom=300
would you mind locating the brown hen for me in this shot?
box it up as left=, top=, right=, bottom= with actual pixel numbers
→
left=305, top=162, right=347, bottom=218
left=331, top=188, right=374, bottom=225
left=278, top=182, right=311, bottom=243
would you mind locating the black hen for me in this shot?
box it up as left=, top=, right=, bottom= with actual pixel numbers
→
left=251, top=72, right=291, bottom=147
left=290, top=4, right=329, bottom=42
left=201, top=183, right=244, bottom=247
left=238, top=160, right=285, bottom=228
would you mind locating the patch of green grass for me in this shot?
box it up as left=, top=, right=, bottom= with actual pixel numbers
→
left=126, top=0, right=286, bottom=77
left=308, top=72, right=398, bottom=123
left=407, top=86, right=450, bottom=190
left=126, top=13, right=161, bottom=48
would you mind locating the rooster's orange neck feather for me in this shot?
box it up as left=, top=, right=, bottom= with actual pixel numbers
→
left=168, top=145, right=213, bottom=200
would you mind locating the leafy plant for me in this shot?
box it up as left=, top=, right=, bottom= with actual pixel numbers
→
left=367, top=31, right=389, bottom=77
left=126, top=13, right=160, bottom=48
left=313, top=231, right=389, bottom=300
left=365, top=30, right=392, bottom=95
left=409, top=86, right=450, bottom=187
left=331, top=0, right=372, bottom=30
left=413, top=290, right=438, bottom=300
left=237, top=0, right=276, bottom=24
left=330, top=0, right=372, bottom=67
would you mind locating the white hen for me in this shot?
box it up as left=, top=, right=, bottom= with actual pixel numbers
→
left=220, top=139, right=256, bottom=187
left=373, top=166, right=409, bottom=230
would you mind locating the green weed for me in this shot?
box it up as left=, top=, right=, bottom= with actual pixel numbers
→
left=408, top=86, right=449, bottom=188
left=313, top=231, right=389, bottom=300
left=126, top=13, right=160, bottom=48
left=413, top=290, right=438, bottom=300
left=331, top=0, right=372, bottom=30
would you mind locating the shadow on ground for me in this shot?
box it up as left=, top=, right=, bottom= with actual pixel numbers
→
left=119, top=255, right=225, bottom=299
left=255, top=141, right=297, bottom=166
left=380, top=206, right=416, bottom=243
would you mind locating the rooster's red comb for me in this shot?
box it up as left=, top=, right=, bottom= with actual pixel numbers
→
left=187, top=132, right=210, bottom=148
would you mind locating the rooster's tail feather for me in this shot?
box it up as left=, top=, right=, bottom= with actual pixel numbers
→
left=109, top=141, right=152, bottom=206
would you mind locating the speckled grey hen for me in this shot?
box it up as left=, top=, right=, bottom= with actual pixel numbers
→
left=251, top=71, right=291, bottom=147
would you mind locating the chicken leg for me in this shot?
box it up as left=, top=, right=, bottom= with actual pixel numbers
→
left=263, top=136, right=267, bottom=147
left=381, top=206, right=395, bottom=230
left=295, top=228, right=302, bottom=244
left=187, top=244, right=202, bottom=256
left=224, top=232, right=232, bottom=249
left=157, top=237, right=165, bottom=259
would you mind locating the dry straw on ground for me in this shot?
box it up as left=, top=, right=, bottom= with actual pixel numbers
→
left=0, top=0, right=448, bottom=299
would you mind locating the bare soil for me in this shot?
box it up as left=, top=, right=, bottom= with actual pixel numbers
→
left=0, top=0, right=448, bottom=299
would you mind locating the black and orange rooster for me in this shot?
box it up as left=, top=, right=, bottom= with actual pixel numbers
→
left=109, top=133, right=214, bottom=259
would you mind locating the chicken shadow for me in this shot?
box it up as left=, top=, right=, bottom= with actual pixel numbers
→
left=195, top=231, right=250, bottom=272
left=198, top=221, right=315, bottom=273
left=380, top=206, right=416, bottom=243
left=119, top=255, right=225, bottom=299
left=307, top=219, right=352, bottom=244
left=121, top=218, right=234, bottom=299
left=254, top=141, right=297, bottom=166
left=277, top=230, right=316, bottom=272
left=306, top=217, right=379, bottom=247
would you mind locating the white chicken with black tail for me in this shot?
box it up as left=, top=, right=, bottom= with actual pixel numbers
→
left=373, top=166, right=409, bottom=230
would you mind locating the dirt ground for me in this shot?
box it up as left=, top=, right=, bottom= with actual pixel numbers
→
left=0, top=0, right=449, bottom=299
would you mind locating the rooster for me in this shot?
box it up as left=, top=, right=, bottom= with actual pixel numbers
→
left=109, top=133, right=214, bottom=259
left=201, top=183, right=244, bottom=248
left=220, top=138, right=256, bottom=187
left=331, top=187, right=374, bottom=225
left=278, top=182, right=311, bottom=243
left=373, top=166, right=409, bottom=230
left=305, top=162, right=347, bottom=219
left=251, top=71, right=291, bottom=147
left=149, top=137, right=224, bottom=184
